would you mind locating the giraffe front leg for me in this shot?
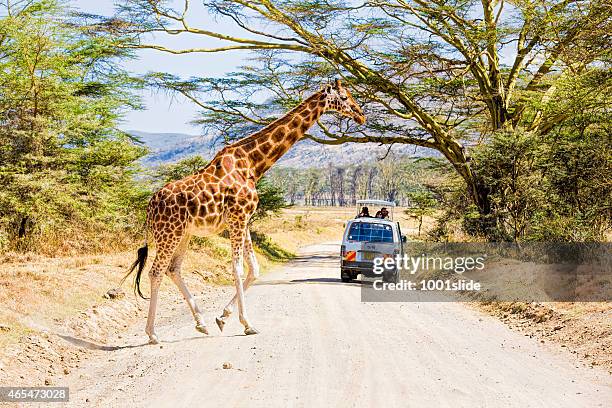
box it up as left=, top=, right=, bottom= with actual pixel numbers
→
left=217, top=222, right=258, bottom=335
left=234, top=254, right=258, bottom=335
left=216, top=271, right=258, bottom=332
left=216, top=229, right=259, bottom=331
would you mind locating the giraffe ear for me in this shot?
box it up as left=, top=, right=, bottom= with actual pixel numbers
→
left=334, top=78, right=342, bottom=89
left=324, top=84, right=333, bottom=93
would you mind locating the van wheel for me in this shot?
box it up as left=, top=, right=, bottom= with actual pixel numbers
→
left=341, top=270, right=351, bottom=283
left=383, top=271, right=398, bottom=283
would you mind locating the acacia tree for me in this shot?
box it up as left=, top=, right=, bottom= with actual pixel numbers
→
left=116, top=0, right=610, bottom=233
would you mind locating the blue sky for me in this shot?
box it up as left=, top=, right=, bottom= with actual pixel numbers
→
left=75, top=0, right=250, bottom=134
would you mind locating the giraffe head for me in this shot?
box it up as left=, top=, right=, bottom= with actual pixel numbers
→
left=322, top=79, right=366, bottom=125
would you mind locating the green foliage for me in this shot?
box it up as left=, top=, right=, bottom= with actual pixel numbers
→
left=472, top=132, right=546, bottom=241
left=153, top=155, right=288, bottom=222
left=0, top=1, right=147, bottom=252
left=249, top=230, right=294, bottom=261
left=426, top=63, right=612, bottom=242
left=470, top=127, right=611, bottom=241
left=405, top=191, right=437, bottom=237
left=252, top=177, right=287, bottom=222
left=430, top=115, right=611, bottom=243
left=464, top=64, right=612, bottom=242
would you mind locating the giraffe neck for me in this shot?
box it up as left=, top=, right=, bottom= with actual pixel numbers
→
left=236, top=90, right=326, bottom=180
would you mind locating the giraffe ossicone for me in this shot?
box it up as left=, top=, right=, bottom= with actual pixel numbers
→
left=123, top=79, right=365, bottom=344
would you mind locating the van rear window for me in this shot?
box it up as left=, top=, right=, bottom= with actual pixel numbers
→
left=348, top=222, right=393, bottom=243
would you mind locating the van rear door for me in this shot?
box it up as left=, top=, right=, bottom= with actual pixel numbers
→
left=345, top=221, right=395, bottom=261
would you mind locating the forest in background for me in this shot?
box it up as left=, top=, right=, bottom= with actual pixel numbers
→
left=0, top=0, right=610, bottom=255
left=268, top=155, right=440, bottom=207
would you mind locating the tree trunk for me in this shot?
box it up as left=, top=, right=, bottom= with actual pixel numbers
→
left=18, top=216, right=28, bottom=239
left=435, top=140, right=495, bottom=235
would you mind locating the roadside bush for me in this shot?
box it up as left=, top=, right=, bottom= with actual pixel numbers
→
left=466, top=127, right=611, bottom=242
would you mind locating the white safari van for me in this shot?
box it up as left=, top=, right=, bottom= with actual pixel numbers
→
left=340, top=200, right=406, bottom=283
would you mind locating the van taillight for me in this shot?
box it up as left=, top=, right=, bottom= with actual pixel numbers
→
left=340, top=245, right=346, bottom=256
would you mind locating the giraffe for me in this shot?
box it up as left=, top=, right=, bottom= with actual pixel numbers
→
left=124, top=79, right=365, bottom=344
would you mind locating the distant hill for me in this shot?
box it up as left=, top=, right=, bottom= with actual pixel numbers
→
left=129, top=130, right=434, bottom=169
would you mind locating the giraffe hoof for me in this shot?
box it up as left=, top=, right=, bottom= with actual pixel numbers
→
left=148, top=335, right=159, bottom=345
left=195, top=324, right=209, bottom=335
left=216, top=317, right=225, bottom=332
left=244, top=327, right=259, bottom=336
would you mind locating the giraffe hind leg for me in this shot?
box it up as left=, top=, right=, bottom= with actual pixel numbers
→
left=144, top=233, right=185, bottom=344
left=167, top=237, right=209, bottom=335
left=169, top=271, right=209, bottom=335
left=145, top=257, right=168, bottom=344
left=168, top=252, right=208, bottom=334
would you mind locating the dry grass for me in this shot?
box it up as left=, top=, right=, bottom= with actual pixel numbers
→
left=0, top=252, right=131, bottom=348
left=258, top=205, right=438, bottom=244
left=8, top=221, right=143, bottom=257
left=253, top=206, right=346, bottom=251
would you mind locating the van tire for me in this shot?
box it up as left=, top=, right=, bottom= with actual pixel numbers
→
left=341, top=269, right=352, bottom=283
left=382, top=270, right=398, bottom=283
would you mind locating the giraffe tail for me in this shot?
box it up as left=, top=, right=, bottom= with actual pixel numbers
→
left=120, top=244, right=149, bottom=299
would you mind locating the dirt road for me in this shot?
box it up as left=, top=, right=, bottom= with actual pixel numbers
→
left=65, top=243, right=611, bottom=407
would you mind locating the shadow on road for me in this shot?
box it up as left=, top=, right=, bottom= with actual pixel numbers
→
left=58, top=334, right=147, bottom=351
left=293, top=277, right=368, bottom=287
left=161, top=333, right=247, bottom=344
left=255, top=277, right=364, bottom=287
left=59, top=331, right=260, bottom=350
left=289, top=253, right=339, bottom=268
